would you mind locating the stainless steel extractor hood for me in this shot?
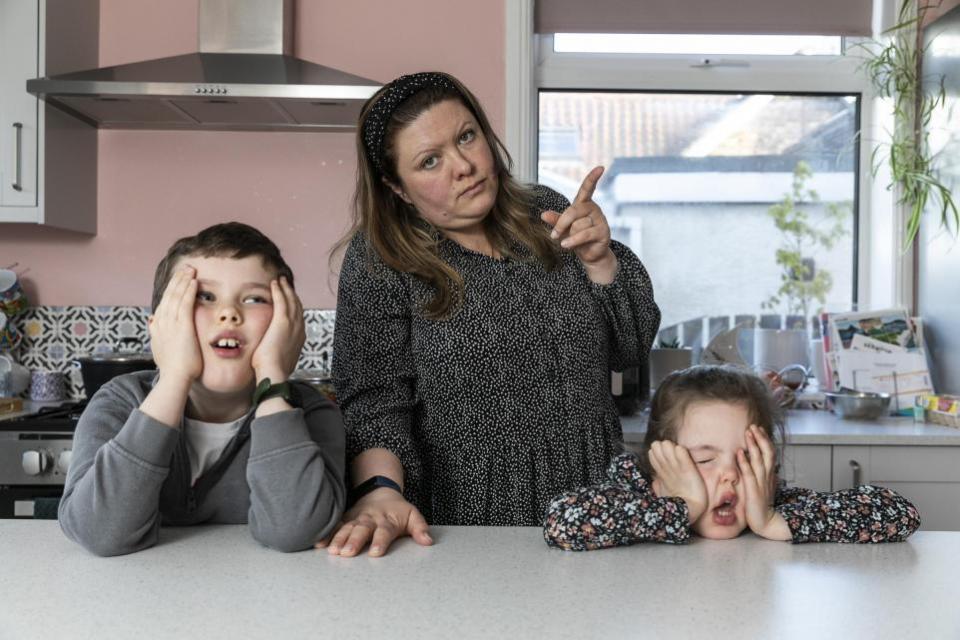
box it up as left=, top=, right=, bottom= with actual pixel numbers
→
left=26, top=0, right=380, bottom=132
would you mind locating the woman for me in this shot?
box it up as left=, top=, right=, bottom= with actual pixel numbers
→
left=321, top=71, right=660, bottom=556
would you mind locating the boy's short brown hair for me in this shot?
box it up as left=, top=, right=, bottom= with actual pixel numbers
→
left=151, top=222, right=295, bottom=311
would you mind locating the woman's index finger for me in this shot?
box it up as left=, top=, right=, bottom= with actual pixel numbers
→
left=573, top=166, right=605, bottom=204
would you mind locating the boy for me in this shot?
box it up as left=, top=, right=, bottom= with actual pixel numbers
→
left=59, top=222, right=345, bottom=556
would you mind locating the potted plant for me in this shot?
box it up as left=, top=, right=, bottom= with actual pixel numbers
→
left=649, top=336, right=694, bottom=390
left=858, top=0, right=958, bottom=247
left=762, top=161, right=851, bottom=325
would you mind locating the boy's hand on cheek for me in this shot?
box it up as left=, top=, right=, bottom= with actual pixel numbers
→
left=649, top=441, right=708, bottom=524
left=148, top=267, right=203, bottom=385
left=251, top=277, right=305, bottom=382
left=737, top=425, right=791, bottom=541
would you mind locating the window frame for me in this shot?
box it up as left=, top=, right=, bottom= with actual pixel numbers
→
left=502, top=8, right=907, bottom=312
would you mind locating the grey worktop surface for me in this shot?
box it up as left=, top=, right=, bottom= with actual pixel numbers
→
left=621, top=408, right=960, bottom=446
left=0, top=522, right=957, bottom=639
left=7, top=402, right=960, bottom=445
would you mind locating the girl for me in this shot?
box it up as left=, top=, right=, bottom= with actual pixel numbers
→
left=544, top=365, right=920, bottom=550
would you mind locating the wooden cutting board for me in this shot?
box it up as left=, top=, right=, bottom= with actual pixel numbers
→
left=0, top=397, right=24, bottom=415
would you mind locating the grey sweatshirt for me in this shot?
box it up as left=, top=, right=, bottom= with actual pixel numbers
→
left=59, top=371, right=346, bottom=556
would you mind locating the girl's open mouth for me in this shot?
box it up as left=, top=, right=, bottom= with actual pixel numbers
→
left=712, top=494, right=738, bottom=526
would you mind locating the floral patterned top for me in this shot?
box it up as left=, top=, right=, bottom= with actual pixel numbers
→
left=543, top=452, right=922, bottom=550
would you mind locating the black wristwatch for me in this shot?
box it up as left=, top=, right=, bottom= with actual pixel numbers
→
left=349, top=475, right=403, bottom=505
left=252, top=378, right=295, bottom=407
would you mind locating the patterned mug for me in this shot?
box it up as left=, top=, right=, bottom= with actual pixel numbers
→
left=0, top=370, right=10, bottom=398
left=29, top=370, right=69, bottom=402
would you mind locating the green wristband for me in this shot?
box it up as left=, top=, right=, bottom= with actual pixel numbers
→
left=252, top=378, right=293, bottom=406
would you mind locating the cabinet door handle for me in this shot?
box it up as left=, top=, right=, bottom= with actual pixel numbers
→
left=12, top=122, right=23, bottom=191
left=849, top=460, right=861, bottom=487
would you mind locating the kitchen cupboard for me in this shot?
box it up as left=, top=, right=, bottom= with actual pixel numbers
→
left=0, top=0, right=97, bottom=231
left=0, top=0, right=38, bottom=209
left=832, top=445, right=960, bottom=531
left=780, top=445, right=832, bottom=492
left=783, top=443, right=960, bottom=531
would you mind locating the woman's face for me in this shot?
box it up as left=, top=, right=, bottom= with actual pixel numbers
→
left=387, top=99, right=499, bottom=237
left=676, top=400, right=755, bottom=540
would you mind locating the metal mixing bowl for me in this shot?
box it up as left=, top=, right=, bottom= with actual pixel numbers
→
left=824, top=391, right=891, bottom=420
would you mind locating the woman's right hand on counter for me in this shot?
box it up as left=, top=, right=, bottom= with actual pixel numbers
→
left=316, top=489, right=433, bottom=557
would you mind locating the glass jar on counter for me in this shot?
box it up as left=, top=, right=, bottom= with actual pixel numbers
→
left=290, top=369, right=337, bottom=404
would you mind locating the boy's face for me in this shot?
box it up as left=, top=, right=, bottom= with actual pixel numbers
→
left=178, top=254, right=276, bottom=395
left=676, top=400, right=753, bottom=540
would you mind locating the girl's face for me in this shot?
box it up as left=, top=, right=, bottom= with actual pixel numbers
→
left=387, top=99, right=499, bottom=242
left=676, top=400, right=757, bottom=539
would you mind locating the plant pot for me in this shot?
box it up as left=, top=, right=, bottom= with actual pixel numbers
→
left=753, top=328, right=809, bottom=372
left=649, top=347, right=693, bottom=391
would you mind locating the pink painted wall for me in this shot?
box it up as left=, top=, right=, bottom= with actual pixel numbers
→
left=3, top=0, right=505, bottom=308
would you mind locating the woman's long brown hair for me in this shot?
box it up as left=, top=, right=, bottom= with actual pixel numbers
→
left=330, top=72, right=561, bottom=319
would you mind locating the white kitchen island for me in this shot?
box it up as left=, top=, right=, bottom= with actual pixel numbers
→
left=1, top=522, right=957, bottom=639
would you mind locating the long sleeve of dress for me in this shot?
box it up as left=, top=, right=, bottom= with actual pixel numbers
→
left=245, top=389, right=346, bottom=552
left=543, top=453, right=922, bottom=551
left=332, top=234, right=422, bottom=501
left=543, top=453, right=692, bottom=550
left=589, top=240, right=661, bottom=371
left=774, top=484, right=921, bottom=543
left=530, top=185, right=660, bottom=372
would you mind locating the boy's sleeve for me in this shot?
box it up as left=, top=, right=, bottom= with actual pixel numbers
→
left=245, top=386, right=346, bottom=552
left=774, top=484, right=921, bottom=543
left=58, top=381, right=180, bottom=557
left=543, top=453, right=692, bottom=550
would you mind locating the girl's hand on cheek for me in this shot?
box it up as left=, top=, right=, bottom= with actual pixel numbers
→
left=648, top=440, right=708, bottom=524
left=738, top=425, right=791, bottom=541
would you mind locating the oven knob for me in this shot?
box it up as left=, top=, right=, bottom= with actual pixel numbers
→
left=22, top=450, right=52, bottom=476
left=57, top=450, right=73, bottom=474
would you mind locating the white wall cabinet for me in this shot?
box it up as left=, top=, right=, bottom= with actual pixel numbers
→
left=0, top=0, right=97, bottom=231
left=0, top=0, right=39, bottom=209
left=832, top=445, right=960, bottom=532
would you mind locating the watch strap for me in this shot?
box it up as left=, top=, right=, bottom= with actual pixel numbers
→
left=252, top=378, right=293, bottom=406
left=349, top=475, right=403, bottom=505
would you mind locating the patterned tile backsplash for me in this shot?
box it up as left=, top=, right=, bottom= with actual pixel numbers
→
left=8, top=306, right=335, bottom=399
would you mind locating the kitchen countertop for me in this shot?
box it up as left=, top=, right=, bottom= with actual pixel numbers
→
left=0, top=398, right=72, bottom=421
left=0, top=522, right=957, bottom=639
left=621, top=408, right=960, bottom=446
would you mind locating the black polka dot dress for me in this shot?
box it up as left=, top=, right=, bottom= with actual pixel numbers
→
left=332, top=186, right=661, bottom=526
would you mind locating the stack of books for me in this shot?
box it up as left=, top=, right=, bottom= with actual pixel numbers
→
left=819, top=308, right=934, bottom=415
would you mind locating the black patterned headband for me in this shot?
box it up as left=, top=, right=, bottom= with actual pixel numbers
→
left=361, top=72, right=462, bottom=175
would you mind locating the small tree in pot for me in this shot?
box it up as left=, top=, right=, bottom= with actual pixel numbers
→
left=762, top=161, right=851, bottom=327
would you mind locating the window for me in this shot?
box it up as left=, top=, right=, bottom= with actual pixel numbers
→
left=553, top=34, right=843, bottom=56
left=533, top=33, right=873, bottom=336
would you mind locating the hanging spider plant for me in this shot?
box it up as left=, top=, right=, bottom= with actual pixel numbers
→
left=859, top=0, right=958, bottom=248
